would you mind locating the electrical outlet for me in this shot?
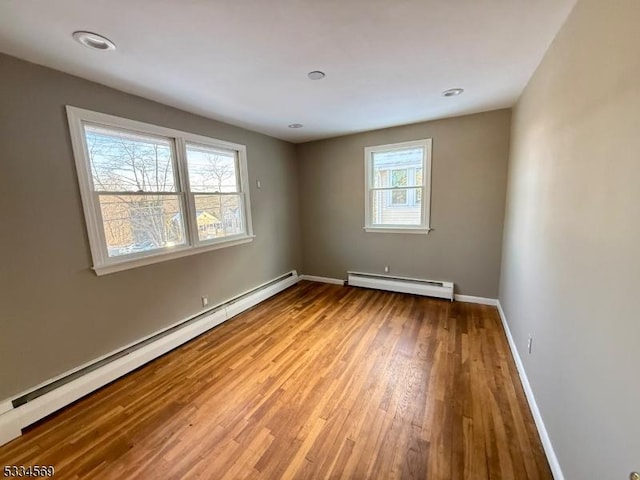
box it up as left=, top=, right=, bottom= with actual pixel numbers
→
left=384, top=266, right=390, bottom=273
left=527, top=335, right=533, bottom=354
left=202, top=296, right=209, bottom=307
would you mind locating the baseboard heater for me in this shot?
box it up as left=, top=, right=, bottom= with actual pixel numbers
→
left=347, top=271, right=454, bottom=301
left=0, top=270, right=299, bottom=447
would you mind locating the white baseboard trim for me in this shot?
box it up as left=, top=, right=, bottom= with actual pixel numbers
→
left=454, top=294, right=498, bottom=306
left=0, top=401, right=12, bottom=417
left=0, top=270, right=299, bottom=448
left=496, top=301, right=564, bottom=480
left=299, top=274, right=345, bottom=285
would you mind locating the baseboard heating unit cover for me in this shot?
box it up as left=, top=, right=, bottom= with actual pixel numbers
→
left=347, top=271, right=454, bottom=300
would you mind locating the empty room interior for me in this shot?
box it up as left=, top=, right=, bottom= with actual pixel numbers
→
left=0, top=0, right=638, bottom=479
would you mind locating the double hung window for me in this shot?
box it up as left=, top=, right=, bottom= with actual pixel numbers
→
left=67, top=107, right=253, bottom=275
left=364, top=139, right=432, bottom=233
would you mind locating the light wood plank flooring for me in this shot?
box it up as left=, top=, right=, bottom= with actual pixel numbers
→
left=0, top=281, right=551, bottom=479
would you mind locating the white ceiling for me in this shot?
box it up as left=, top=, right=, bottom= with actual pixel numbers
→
left=0, top=0, right=576, bottom=143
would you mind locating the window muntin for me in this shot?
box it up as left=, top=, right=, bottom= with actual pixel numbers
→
left=364, top=139, right=432, bottom=233
left=67, top=106, right=253, bottom=274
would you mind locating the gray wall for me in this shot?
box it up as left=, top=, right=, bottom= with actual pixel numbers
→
left=499, top=0, right=640, bottom=478
left=0, top=53, right=301, bottom=401
left=297, top=109, right=511, bottom=297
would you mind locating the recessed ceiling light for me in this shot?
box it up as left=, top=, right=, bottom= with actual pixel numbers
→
left=72, top=31, right=116, bottom=51
left=307, top=71, right=326, bottom=80
left=288, top=123, right=304, bottom=129
left=443, top=88, right=464, bottom=97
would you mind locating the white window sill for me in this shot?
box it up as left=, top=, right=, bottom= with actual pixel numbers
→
left=93, top=235, right=255, bottom=276
left=364, top=227, right=431, bottom=234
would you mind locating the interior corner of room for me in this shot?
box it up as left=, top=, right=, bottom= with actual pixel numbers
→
left=0, top=0, right=639, bottom=478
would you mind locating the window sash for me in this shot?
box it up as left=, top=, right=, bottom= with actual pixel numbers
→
left=368, top=188, right=423, bottom=225
left=188, top=192, right=248, bottom=245
left=84, top=122, right=181, bottom=194
left=96, top=192, right=189, bottom=259
left=185, top=141, right=241, bottom=194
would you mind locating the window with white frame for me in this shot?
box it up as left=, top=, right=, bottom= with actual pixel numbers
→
left=364, top=139, right=432, bottom=233
left=67, top=106, right=253, bottom=275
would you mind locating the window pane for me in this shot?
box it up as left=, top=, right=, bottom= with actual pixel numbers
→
left=194, top=194, right=244, bottom=241
left=371, top=188, right=421, bottom=225
left=84, top=125, right=176, bottom=192
left=186, top=143, right=238, bottom=193
left=98, top=194, right=186, bottom=257
left=372, top=147, right=423, bottom=187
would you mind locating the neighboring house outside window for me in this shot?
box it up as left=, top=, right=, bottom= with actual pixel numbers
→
left=364, top=139, right=432, bottom=233
left=188, top=211, right=221, bottom=238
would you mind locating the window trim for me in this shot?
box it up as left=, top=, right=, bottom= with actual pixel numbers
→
left=363, top=138, right=432, bottom=234
left=66, top=106, right=254, bottom=275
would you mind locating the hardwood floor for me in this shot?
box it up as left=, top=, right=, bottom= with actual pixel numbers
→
left=0, top=282, right=551, bottom=479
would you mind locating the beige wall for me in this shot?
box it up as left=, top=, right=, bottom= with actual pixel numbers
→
left=499, top=0, right=640, bottom=478
left=297, top=109, right=511, bottom=297
left=0, top=54, right=301, bottom=401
